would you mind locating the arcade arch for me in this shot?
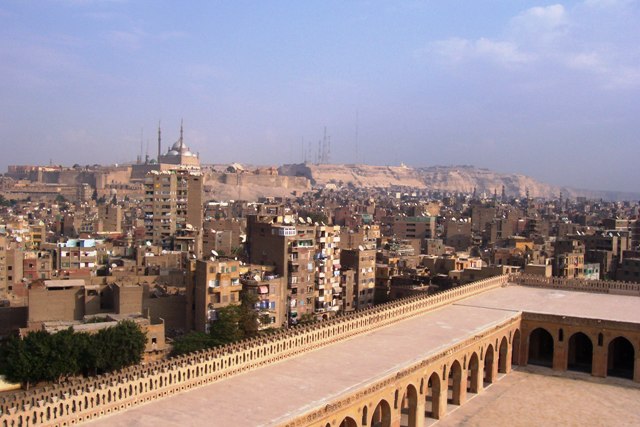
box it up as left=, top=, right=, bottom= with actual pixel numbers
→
left=567, top=332, right=593, bottom=373
left=528, top=328, right=554, bottom=368
left=371, top=399, right=391, bottom=427
left=608, top=336, right=635, bottom=379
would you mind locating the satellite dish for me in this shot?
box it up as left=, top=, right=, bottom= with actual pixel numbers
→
left=298, top=217, right=305, bottom=224
left=283, top=217, right=290, bottom=224
left=191, top=254, right=196, bottom=259
left=111, top=263, right=117, bottom=268
left=358, top=245, right=365, bottom=251
left=161, top=250, right=167, bottom=254
left=15, top=237, right=22, bottom=242
left=211, top=250, right=219, bottom=257
left=146, top=241, right=152, bottom=247
left=306, top=217, right=312, bottom=224
left=210, top=257, right=215, bottom=261
left=253, top=274, right=261, bottom=281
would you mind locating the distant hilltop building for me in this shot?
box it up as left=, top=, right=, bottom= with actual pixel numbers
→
left=157, top=120, right=200, bottom=169
left=130, top=121, right=201, bottom=180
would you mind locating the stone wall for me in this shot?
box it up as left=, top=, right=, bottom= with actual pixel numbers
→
left=0, top=275, right=509, bottom=427
left=510, top=274, right=640, bottom=296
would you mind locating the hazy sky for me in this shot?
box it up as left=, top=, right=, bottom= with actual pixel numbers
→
left=1, top=0, right=639, bottom=192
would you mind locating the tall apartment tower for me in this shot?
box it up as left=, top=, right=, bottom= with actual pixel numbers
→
left=314, top=225, right=342, bottom=315
left=340, top=245, right=376, bottom=309
left=143, top=170, right=203, bottom=256
left=247, top=215, right=316, bottom=324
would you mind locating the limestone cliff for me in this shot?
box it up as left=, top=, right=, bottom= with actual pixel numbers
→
left=278, top=163, right=639, bottom=201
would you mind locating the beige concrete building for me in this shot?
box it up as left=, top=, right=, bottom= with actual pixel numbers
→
left=314, top=224, right=342, bottom=316
left=97, top=204, right=122, bottom=233
left=242, top=274, right=287, bottom=329
left=190, top=259, right=242, bottom=333
left=392, top=215, right=436, bottom=241
left=340, top=246, right=376, bottom=309
left=143, top=169, right=203, bottom=255
left=248, top=216, right=317, bottom=323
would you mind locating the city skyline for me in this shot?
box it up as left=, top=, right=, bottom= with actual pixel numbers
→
left=1, top=0, right=639, bottom=192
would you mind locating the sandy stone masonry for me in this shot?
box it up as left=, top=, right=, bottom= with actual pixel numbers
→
left=511, top=274, right=640, bottom=295
left=3, top=273, right=640, bottom=427
left=0, top=275, right=509, bottom=427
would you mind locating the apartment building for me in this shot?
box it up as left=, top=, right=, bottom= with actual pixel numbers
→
left=190, top=259, right=241, bottom=333
left=143, top=170, right=203, bottom=256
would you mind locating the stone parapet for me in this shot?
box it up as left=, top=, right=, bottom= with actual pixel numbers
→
left=0, top=275, right=509, bottom=426
left=509, top=274, right=640, bottom=296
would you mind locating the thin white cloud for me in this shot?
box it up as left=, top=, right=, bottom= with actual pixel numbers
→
left=106, top=28, right=146, bottom=50
left=422, top=0, right=640, bottom=89
left=106, top=28, right=188, bottom=50
left=583, top=0, right=635, bottom=8
left=425, top=37, right=533, bottom=66
left=509, top=4, right=567, bottom=35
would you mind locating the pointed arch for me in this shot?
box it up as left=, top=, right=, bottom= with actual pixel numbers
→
left=568, top=332, right=593, bottom=373
left=425, top=371, right=443, bottom=420
left=528, top=327, right=554, bottom=368
left=484, top=344, right=495, bottom=385
left=498, top=336, right=509, bottom=373
left=371, top=399, right=391, bottom=427
left=399, top=383, right=419, bottom=427
left=467, top=352, right=480, bottom=394
left=608, top=336, right=635, bottom=379
left=447, top=360, right=463, bottom=406
left=512, top=329, right=522, bottom=366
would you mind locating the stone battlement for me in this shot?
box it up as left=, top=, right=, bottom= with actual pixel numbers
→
left=0, top=275, right=509, bottom=426
left=510, top=274, right=640, bottom=296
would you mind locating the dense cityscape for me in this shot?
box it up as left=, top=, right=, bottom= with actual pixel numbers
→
left=1, top=134, right=640, bottom=425
left=2, top=1, right=640, bottom=426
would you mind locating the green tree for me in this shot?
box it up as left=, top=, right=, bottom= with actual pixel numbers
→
left=95, top=320, right=146, bottom=372
left=209, top=305, right=243, bottom=345
left=48, top=328, right=81, bottom=382
left=298, top=313, right=317, bottom=325
left=170, top=332, right=215, bottom=357
left=0, top=336, right=33, bottom=389
left=239, top=291, right=259, bottom=338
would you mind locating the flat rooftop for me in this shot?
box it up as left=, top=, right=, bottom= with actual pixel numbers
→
left=85, top=284, right=640, bottom=427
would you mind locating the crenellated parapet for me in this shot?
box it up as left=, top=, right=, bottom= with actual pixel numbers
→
left=510, top=274, right=640, bottom=295
left=0, top=275, right=509, bottom=426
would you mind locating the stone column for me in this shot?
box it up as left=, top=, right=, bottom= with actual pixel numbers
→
left=414, top=395, right=426, bottom=427
left=553, top=341, right=567, bottom=371
left=458, top=371, right=468, bottom=405
left=475, top=359, right=485, bottom=394
left=433, top=377, right=448, bottom=420
left=504, top=345, right=513, bottom=374
left=592, top=344, right=607, bottom=378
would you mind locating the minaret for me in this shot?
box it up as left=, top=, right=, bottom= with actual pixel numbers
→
left=179, top=119, right=184, bottom=150
left=157, top=121, right=162, bottom=163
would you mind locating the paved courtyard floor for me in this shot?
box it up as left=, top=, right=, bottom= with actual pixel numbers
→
left=438, top=366, right=640, bottom=427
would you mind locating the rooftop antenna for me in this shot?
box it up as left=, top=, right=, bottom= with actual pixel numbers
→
left=355, top=110, right=359, bottom=164
left=157, top=121, right=162, bottom=162
left=138, top=128, right=144, bottom=164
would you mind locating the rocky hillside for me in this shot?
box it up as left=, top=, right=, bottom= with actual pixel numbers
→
left=278, top=163, right=639, bottom=201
